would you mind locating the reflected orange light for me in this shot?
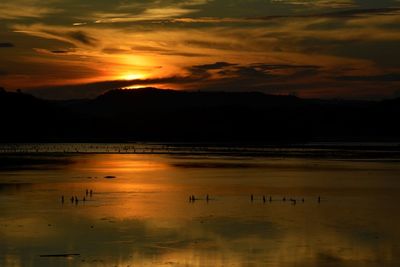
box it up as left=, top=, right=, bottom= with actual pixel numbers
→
left=76, top=154, right=169, bottom=174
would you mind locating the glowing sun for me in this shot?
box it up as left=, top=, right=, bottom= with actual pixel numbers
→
left=120, top=73, right=146, bottom=80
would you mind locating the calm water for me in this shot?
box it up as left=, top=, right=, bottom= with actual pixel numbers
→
left=1, top=147, right=400, bottom=266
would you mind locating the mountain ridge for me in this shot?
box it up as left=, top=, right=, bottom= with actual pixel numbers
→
left=1, top=87, right=399, bottom=143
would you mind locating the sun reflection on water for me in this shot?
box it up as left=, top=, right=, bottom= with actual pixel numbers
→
left=1, top=153, right=400, bottom=266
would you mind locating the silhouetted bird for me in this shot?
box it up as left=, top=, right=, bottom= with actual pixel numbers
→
left=90, top=190, right=93, bottom=197
left=83, top=197, right=86, bottom=202
left=302, top=198, right=305, bottom=203
left=70, top=196, right=74, bottom=203
left=251, top=194, right=254, bottom=202
left=263, top=196, right=266, bottom=203
left=206, top=194, right=209, bottom=202
left=61, top=195, right=64, bottom=203
left=283, top=197, right=286, bottom=202
left=318, top=196, right=321, bottom=203
left=269, top=196, right=272, bottom=202
left=86, top=189, right=89, bottom=196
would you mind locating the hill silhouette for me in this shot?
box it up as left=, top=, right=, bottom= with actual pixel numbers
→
left=1, top=87, right=399, bottom=143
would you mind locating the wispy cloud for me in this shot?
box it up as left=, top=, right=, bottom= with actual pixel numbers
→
left=0, top=1, right=60, bottom=19
left=271, top=0, right=356, bottom=9
left=93, top=0, right=209, bottom=24
left=13, top=24, right=99, bottom=47
left=335, top=73, right=400, bottom=82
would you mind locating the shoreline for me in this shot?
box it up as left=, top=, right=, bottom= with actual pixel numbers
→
left=1, top=142, right=400, bottom=160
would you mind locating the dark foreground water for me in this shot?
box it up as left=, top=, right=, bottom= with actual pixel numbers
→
left=1, top=144, right=400, bottom=266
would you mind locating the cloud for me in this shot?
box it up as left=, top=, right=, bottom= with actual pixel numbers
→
left=129, top=45, right=207, bottom=57
left=13, top=24, right=100, bottom=47
left=27, top=61, right=325, bottom=99
left=93, top=0, right=209, bottom=24
left=192, top=62, right=237, bottom=70
left=335, top=73, right=400, bottom=82
left=33, top=48, right=76, bottom=55
left=0, top=1, right=60, bottom=19
left=50, top=50, right=71, bottom=54
left=270, top=0, right=356, bottom=8
left=141, top=7, right=200, bottom=19
left=187, top=61, right=321, bottom=80
left=250, top=7, right=400, bottom=22
left=66, top=31, right=98, bottom=46
left=0, top=43, right=15, bottom=48
left=73, top=22, right=87, bottom=26
left=5, top=1, right=400, bottom=100
left=85, top=7, right=400, bottom=25
left=321, top=7, right=400, bottom=17
left=28, top=75, right=203, bottom=100
left=102, top=47, right=132, bottom=54
left=24, top=58, right=400, bottom=100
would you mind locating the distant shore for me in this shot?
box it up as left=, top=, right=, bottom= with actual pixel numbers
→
left=1, top=142, right=400, bottom=160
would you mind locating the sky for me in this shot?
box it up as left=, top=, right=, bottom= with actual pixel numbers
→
left=0, top=0, right=400, bottom=99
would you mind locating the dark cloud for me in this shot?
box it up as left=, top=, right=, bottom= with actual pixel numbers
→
left=318, top=7, right=400, bottom=18
left=131, top=45, right=171, bottom=52
left=50, top=50, right=71, bottom=54
left=335, top=73, right=400, bottom=82
left=181, top=62, right=328, bottom=96
left=32, top=48, right=78, bottom=56
left=0, top=42, right=14, bottom=48
left=66, top=31, right=97, bottom=46
left=102, top=47, right=132, bottom=54
left=253, top=7, right=400, bottom=20
left=188, top=62, right=321, bottom=81
left=233, top=66, right=269, bottom=78
left=38, top=29, right=98, bottom=46
left=192, top=62, right=237, bottom=70
left=25, top=61, right=397, bottom=100
left=162, top=51, right=207, bottom=57
left=185, top=40, right=243, bottom=51
left=188, top=62, right=237, bottom=77
left=175, top=61, right=324, bottom=94
left=250, top=64, right=321, bottom=70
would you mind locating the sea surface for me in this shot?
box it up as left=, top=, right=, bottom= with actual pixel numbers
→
left=1, top=143, right=400, bottom=267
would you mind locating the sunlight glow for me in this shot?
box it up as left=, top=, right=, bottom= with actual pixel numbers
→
left=121, top=85, right=147, bottom=90
left=120, top=73, right=146, bottom=81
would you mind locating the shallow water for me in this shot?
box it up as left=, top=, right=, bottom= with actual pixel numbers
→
left=1, top=151, right=400, bottom=267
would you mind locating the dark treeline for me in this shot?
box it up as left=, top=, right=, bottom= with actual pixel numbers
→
left=1, top=87, right=399, bottom=143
